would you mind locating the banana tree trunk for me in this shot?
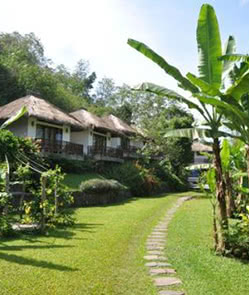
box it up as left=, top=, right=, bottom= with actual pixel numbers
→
left=225, top=172, right=235, bottom=218
left=246, top=145, right=249, bottom=186
left=213, top=138, right=228, bottom=253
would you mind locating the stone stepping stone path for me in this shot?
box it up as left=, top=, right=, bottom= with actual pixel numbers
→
left=143, top=196, right=192, bottom=295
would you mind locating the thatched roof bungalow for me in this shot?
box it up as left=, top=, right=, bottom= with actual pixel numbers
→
left=0, top=95, right=82, bottom=129
left=70, top=109, right=120, bottom=135
left=102, top=114, right=137, bottom=136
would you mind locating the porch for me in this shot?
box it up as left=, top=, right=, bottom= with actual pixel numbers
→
left=87, top=145, right=124, bottom=163
left=36, top=138, right=84, bottom=159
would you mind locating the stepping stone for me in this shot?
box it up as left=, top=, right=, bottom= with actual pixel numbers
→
left=149, top=235, right=166, bottom=239
left=154, top=277, right=182, bottom=287
left=145, top=262, right=172, bottom=267
left=147, top=239, right=165, bottom=243
left=146, top=246, right=164, bottom=250
left=146, top=243, right=165, bottom=247
left=159, top=291, right=185, bottom=295
left=149, top=268, right=176, bottom=275
left=151, top=232, right=166, bottom=235
left=144, top=255, right=167, bottom=261
left=147, top=240, right=165, bottom=244
left=147, top=250, right=164, bottom=255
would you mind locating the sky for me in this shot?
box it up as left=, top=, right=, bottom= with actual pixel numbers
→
left=0, top=0, right=249, bottom=97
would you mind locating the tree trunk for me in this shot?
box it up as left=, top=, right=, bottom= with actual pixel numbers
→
left=237, top=175, right=244, bottom=208
left=3, top=168, right=10, bottom=216
left=246, top=146, right=249, bottom=186
left=54, top=179, right=58, bottom=216
left=213, top=138, right=228, bottom=253
left=211, top=200, right=218, bottom=251
left=225, top=172, right=235, bottom=218
left=41, top=175, right=47, bottom=233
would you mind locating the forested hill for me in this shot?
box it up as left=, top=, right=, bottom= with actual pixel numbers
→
left=0, top=31, right=194, bottom=178
left=0, top=32, right=95, bottom=112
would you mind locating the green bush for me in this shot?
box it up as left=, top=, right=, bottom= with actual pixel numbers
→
left=0, top=129, right=19, bottom=162
left=150, top=160, right=188, bottom=191
left=225, top=207, right=249, bottom=260
left=103, top=162, right=145, bottom=196
left=47, top=156, right=95, bottom=174
left=80, top=179, right=127, bottom=194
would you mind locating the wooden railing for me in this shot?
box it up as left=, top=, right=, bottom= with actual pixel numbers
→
left=87, top=145, right=123, bottom=158
left=36, top=138, right=83, bottom=156
left=122, top=146, right=141, bottom=158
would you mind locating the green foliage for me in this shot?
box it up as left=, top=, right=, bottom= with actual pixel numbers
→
left=38, top=166, right=75, bottom=228
left=0, top=32, right=94, bottom=112
left=225, top=208, right=249, bottom=259
left=0, top=130, right=19, bottom=162
left=63, top=173, right=106, bottom=190
left=79, top=178, right=127, bottom=194
left=103, top=162, right=146, bottom=196
left=103, top=161, right=174, bottom=196
left=47, top=156, right=95, bottom=174
left=0, top=215, right=14, bottom=237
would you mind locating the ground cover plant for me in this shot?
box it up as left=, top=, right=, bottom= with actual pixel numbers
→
left=0, top=193, right=185, bottom=295
left=166, top=197, right=249, bottom=295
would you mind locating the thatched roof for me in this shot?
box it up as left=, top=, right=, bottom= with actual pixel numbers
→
left=103, top=114, right=137, bottom=135
left=192, top=142, right=212, bottom=152
left=0, top=95, right=83, bottom=129
left=70, top=109, right=119, bottom=133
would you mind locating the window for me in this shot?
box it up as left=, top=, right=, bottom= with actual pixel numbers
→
left=36, top=124, right=62, bottom=142
left=121, top=137, right=130, bottom=150
left=93, top=134, right=106, bottom=150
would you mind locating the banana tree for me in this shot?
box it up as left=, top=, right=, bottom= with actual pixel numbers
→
left=197, top=52, right=249, bottom=181
left=127, top=4, right=242, bottom=252
left=0, top=106, right=27, bottom=130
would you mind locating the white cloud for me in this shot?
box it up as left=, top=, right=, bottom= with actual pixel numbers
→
left=240, top=0, right=249, bottom=6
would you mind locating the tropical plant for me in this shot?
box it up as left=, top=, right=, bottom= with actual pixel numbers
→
left=127, top=4, right=241, bottom=252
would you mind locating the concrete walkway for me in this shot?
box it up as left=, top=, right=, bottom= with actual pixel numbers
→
left=144, top=196, right=192, bottom=295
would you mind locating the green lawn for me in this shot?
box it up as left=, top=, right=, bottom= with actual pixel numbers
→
left=63, top=173, right=106, bottom=190
left=0, top=193, right=186, bottom=295
left=166, top=197, right=249, bottom=295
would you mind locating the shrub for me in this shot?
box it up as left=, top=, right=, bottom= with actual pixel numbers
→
left=150, top=160, right=188, bottom=191
left=0, top=215, right=14, bottom=237
left=0, top=129, right=19, bottom=162
left=103, top=162, right=146, bottom=196
left=225, top=206, right=249, bottom=260
left=47, top=156, right=95, bottom=174
left=80, top=178, right=127, bottom=194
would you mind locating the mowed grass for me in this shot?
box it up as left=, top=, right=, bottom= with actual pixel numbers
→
left=166, top=198, right=249, bottom=295
left=0, top=193, right=186, bottom=295
left=63, top=173, right=106, bottom=190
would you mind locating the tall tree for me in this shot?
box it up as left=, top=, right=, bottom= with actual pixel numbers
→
left=128, top=4, right=240, bottom=253
left=0, top=32, right=90, bottom=111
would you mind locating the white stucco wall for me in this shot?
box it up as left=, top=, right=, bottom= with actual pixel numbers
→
left=71, top=129, right=92, bottom=154
left=7, top=117, right=29, bottom=137
left=106, top=132, right=111, bottom=147
left=27, top=117, right=37, bottom=138
left=62, top=125, right=70, bottom=142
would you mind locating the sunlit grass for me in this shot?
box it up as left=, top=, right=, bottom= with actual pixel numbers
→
left=0, top=192, right=187, bottom=295
left=166, top=198, right=249, bottom=295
